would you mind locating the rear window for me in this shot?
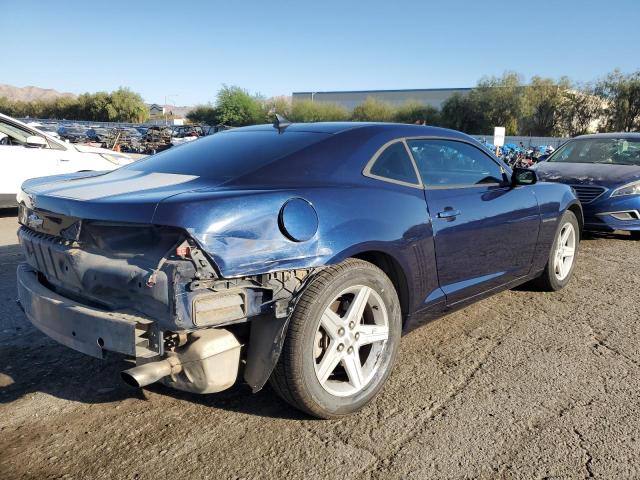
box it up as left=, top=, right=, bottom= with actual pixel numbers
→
left=124, top=130, right=331, bottom=180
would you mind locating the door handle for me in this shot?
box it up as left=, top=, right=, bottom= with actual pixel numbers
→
left=59, top=158, right=70, bottom=162
left=437, top=209, right=461, bottom=219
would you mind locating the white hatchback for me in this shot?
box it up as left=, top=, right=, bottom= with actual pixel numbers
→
left=0, top=113, right=133, bottom=207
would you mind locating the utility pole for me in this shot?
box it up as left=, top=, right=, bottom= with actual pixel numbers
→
left=164, top=94, right=178, bottom=125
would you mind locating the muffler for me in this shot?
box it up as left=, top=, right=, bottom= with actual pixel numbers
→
left=121, top=328, right=241, bottom=394
left=121, top=356, right=182, bottom=388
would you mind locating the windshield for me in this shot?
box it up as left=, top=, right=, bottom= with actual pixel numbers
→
left=548, top=138, right=640, bottom=166
left=125, top=129, right=331, bottom=181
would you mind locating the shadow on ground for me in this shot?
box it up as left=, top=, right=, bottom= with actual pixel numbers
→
left=0, top=333, right=305, bottom=419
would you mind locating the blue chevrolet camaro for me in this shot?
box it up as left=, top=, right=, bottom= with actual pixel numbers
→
left=16, top=122, right=582, bottom=418
left=534, top=133, right=640, bottom=239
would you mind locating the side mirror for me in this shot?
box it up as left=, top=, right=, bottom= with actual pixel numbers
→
left=512, top=167, right=537, bottom=186
left=25, top=135, right=47, bottom=148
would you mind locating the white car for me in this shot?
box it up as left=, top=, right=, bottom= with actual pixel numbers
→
left=0, top=113, right=133, bottom=208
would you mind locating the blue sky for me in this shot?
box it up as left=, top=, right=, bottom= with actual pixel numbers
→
left=2, top=0, right=639, bottom=106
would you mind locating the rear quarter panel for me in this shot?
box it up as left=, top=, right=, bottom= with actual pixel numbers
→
left=152, top=181, right=439, bottom=315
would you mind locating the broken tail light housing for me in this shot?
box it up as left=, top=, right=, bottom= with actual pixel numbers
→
left=176, top=243, right=191, bottom=258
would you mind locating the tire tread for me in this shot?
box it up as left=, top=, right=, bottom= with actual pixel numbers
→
left=270, top=258, right=395, bottom=418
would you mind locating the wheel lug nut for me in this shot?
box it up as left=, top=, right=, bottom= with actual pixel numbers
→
left=355, top=333, right=360, bottom=341
left=349, top=321, right=355, bottom=329
left=347, top=346, right=354, bottom=354
left=338, top=327, right=345, bottom=336
left=337, top=343, right=344, bottom=352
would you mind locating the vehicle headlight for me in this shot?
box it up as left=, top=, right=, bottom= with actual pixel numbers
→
left=611, top=180, right=640, bottom=197
left=100, top=153, right=126, bottom=166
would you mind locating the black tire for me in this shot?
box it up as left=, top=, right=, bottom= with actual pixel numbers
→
left=532, top=210, right=580, bottom=291
left=629, top=231, right=640, bottom=240
left=269, top=258, right=402, bottom=419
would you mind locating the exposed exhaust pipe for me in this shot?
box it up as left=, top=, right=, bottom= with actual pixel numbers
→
left=121, top=328, right=241, bottom=393
left=121, top=357, right=182, bottom=388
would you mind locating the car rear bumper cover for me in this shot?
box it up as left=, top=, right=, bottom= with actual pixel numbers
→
left=17, top=263, right=157, bottom=359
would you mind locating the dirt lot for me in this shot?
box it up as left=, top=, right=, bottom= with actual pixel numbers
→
left=1, top=209, right=639, bottom=480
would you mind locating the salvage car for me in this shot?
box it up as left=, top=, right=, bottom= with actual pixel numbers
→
left=170, top=125, right=205, bottom=146
left=16, top=122, right=582, bottom=418
left=534, top=133, right=640, bottom=238
left=56, top=125, right=90, bottom=143
left=0, top=113, right=133, bottom=207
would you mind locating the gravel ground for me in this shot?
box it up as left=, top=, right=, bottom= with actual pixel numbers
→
left=1, top=209, right=639, bottom=479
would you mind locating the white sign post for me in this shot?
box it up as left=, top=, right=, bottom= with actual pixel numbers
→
left=493, top=126, right=505, bottom=156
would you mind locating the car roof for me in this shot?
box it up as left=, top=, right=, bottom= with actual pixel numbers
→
left=574, top=132, right=640, bottom=140
left=229, top=121, right=469, bottom=139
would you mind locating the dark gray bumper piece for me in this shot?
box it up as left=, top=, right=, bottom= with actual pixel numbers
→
left=17, top=263, right=155, bottom=359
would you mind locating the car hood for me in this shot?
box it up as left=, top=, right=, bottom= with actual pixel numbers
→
left=19, top=168, right=213, bottom=223
left=534, top=161, right=640, bottom=189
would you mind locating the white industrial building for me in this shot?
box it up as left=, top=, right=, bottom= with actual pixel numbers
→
left=292, top=88, right=472, bottom=111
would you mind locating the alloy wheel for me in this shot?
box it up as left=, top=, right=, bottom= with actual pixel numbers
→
left=313, top=285, right=389, bottom=397
left=554, top=222, right=576, bottom=281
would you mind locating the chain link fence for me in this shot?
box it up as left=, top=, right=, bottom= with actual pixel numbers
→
left=471, top=135, right=569, bottom=148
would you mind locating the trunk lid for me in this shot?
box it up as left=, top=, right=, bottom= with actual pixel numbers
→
left=20, top=168, right=211, bottom=223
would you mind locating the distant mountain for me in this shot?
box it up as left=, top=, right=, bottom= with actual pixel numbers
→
left=0, top=84, right=77, bottom=102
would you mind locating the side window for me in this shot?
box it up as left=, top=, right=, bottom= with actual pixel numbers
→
left=368, top=141, right=419, bottom=185
left=407, top=139, right=504, bottom=187
left=0, top=119, right=45, bottom=148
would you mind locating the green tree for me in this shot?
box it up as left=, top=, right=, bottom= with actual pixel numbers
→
left=595, top=70, right=640, bottom=132
left=556, top=87, right=602, bottom=137
left=440, top=93, right=483, bottom=133
left=351, top=97, right=395, bottom=121
left=394, top=101, right=440, bottom=125
left=187, top=104, right=218, bottom=125
left=520, top=76, right=569, bottom=136
left=0, top=88, right=149, bottom=122
left=470, top=72, right=525, bottom=135
left=0, top=97, right=15, bottom=116
left=288, top=99, right=348, bottom=122
left=214, top=85, right=266, bottom=126
left=264, top=96, right=292, bottom=119
left=108, top=88, right=149, bottom=123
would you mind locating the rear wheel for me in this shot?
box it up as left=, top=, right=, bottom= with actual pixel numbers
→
left=629, top=231, right=640, bottom=240
left=269, top=259, right=402, bottom=419
left=533, top=210, right=579, bottom=291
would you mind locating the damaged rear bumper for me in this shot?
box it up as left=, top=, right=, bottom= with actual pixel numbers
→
left=15, top=217, right=316, bottom=393
left=17, top=263, right=158, bottom=359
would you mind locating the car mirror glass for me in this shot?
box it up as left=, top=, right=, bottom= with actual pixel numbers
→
left=512, top=168, right=537, bottom=186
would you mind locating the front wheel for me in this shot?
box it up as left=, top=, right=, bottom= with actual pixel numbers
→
left=629, top=231, right=640, bottom=240
left=269, top=259, right=402, bottom=419
left=532, top=210, right=579, bottom=291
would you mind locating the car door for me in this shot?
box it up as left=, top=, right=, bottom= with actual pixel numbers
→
left=0, top=118, right=68, bottom=198
left=363, top=140, right=443, bottom=313
left=406, top=138, right=540, bottom=305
